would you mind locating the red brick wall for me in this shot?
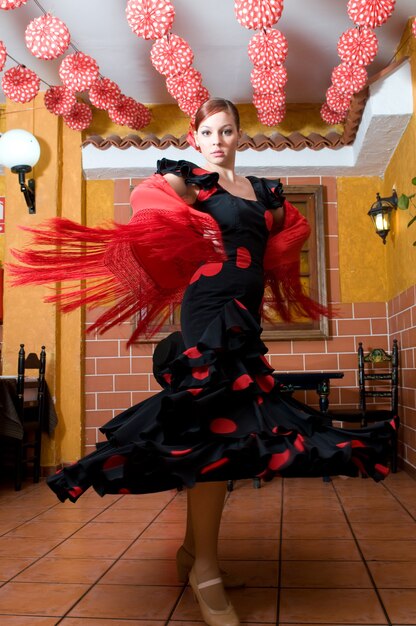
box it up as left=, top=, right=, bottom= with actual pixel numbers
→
left=84, top=176, right=415, bottom=474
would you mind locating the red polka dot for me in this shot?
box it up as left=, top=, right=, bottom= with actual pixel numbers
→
left=184, top=346, right=202, bottom=358
left=256, top=374, right=275, bottom=393
left=256, top=395, right=264, bottom=405
left=259, top=354, right=272, bottom=369
left=232, top=373, right=253, bottom=391
left=294, top=434, right=305, bottom=451
left=210, top=418, right=238, bottom=434
left=236, top=247, right=252, bottom=269
left=230, top=325, right=242, bottom=333
left=390, top=418, right=397, bottom=430
left=190, top=262, right=223, bottom=284
left=336, top=441, right=350, bottom=448
left=103, top=455, right=127, bottom=470
left=171, top=448, right=193, bottom=456
left=265, top=210, right=273, bottom=231
left=163, top=373, right=172, bottom=384
left=68, top=486, right=83, bottom=499
left=192, top=365, right=210, bottom=380
left=351, top=439, right=366, bottom=448
left=200, top=457, right=230, bottom=474
left=375, top=463, right=390, bottom=477
left=234, top=299, right=247, bottom=310
left=187, top=387, right=203, bottom=396
left=268, top=449, right=291, bottom=470
left=118, top=488, right=131, bottom=494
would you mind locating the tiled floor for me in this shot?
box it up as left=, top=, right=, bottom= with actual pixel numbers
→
left=0, top=471, right=415, bottom=625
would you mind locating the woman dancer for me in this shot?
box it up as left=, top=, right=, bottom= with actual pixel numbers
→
left=9, top=98, right=396, bottom=626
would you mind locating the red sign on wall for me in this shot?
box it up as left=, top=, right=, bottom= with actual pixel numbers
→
left=0, top=197, right=4, bottom=234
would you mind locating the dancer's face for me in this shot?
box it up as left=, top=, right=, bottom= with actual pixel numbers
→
left=194, top=111, right=241, bottom=168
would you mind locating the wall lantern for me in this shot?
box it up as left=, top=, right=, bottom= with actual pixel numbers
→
left=368, top=190, right=398, bottom=244
left=0, top=129, right=40, bottom=214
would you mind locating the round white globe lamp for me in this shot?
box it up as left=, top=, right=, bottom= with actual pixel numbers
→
left=0, top=129, right=41, bottom=214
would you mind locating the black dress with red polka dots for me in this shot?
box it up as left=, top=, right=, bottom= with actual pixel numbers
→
left=46, top=159, right=396, bottom=502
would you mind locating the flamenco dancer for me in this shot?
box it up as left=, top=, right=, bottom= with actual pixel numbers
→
left=10, top=98, right=397, bottom=626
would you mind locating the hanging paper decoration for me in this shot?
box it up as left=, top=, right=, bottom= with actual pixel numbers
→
left=130, top=102, right=152, bottom=130
left=63, top=101, right=93, bottom=131
left=247, top=28, right=288, bottom=67
left=126, top=0, right=175, bottom=40
left=251, top=65, right=287, bottom=92
left=44, top=85, right=77, bottom=115
left=89, top=77, right=121, bottom=110
left=166, top=67, right=202, bottom=100
left=253, top=90, right=285, bottom=111
left=59, top=52, right=99, bottom=92
left=347, top=0, right=395, bottom=29
left=25, top=13, right=70, bottom=60
left=326, top=85, right=352, bottom=113
left=177, top=86, right=210, bottom=117
left=2, top=65, right=40, bottom=103
left=331, top=62, right=367, bottom=94
left=0, top=41, right=6, bottom=72
left=234, top=0, right=284, bottom=30
left=108, top=94, right=150, bottom=128
left=257, top=104, right=286, bottom=126
left=337, top=27, right=378, bottom=66
left=0, top=0, right=28, bottom=9
left=412, top=17, right=416, bottom=38
left=150, top=34, right=193, bottom=77
left=320, top=103, right=347, bottom=125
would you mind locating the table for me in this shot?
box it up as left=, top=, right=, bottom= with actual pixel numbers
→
left=274, top=371, right=344, bottom=413
left=0, top=377, right=58, bottom=440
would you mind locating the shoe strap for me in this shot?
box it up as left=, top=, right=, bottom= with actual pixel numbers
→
left=197, top=577, right=223, bottom=590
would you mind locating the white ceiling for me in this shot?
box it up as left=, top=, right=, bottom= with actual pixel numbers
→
left=1, top=0, right=415, bottom=106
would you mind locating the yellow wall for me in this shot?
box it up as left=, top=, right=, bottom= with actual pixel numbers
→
left=338, top=19, right=416, bottom=303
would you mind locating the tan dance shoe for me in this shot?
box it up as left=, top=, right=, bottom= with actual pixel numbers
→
left=189, top=567, right=240, bottom=626
left=176, top=545, right=245, bottom=588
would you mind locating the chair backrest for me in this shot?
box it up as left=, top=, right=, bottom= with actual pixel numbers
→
left=16, top=344, right=46, bottom=419
left=358, top=339, right=399, bottom=415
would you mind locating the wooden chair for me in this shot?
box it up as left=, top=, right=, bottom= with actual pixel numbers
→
left=14, top=344, right=46, bottom=490
left=328, top=339, right=399, bottom=473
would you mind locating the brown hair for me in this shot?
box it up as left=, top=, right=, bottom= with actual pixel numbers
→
left=194, top=98, right=240, bottom=131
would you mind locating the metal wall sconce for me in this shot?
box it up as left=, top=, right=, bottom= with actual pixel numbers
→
left=0, top=129, right=40, bottom=214
left=368, top=190, right=398, bottom=244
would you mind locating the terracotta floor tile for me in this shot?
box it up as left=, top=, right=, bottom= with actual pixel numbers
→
left=346, top=508, right=413, bottom=523
left=140, top=521, right=186, bottom=540
left=0, top=536, right=61, bottom=558
left=368, top=561, right=416, bottom=588
left=0, top=582, right=89, bottom=616
left=14, top=557, right=114, bottom=584
left=379, top=589, right=416, bottom=624
left=0, top=557, right=36, bottom=581
left=282, top=539, right=361, bottom=561
left=282, top=522, right=352, bottom=540
left=5, top=520, right=83, bottom=539
left=35, top=507, right=102, bottom=523
left=358, top=540, right=416, bottom=561
left=93, top=508, right=160, bottom=523
left=113, top=491, right=177, bottom=509
left=61, top=620, right=165, bottom=625
left=281, top=560, right=373, bottom=588
left=68, top=584, right=180, bottom=620
left=48, top=537, right=132, bottom=559
left=173, top=586, right=277, bottom=623
left=222, top=507, right=281, bottom=523
left=218, top=560, right=278, bottom=587
left=122, top=538, right=179, bottom=560
left=0, top=617, right=59, bottom=625
left=219, top=522, right=280, bottom=540
left=283, top=507, right=346, bottom=524
left=280, top=588, right=388, bottom=624
left=283, top=497, right=342, bottom=511
left=72, top=521, right=148, bottom=540
left=100, top=558, right=180, bottom=586
left=156, top=508, right=187, bottom=523
left=351, top=522, right=416, bottom=540
left=219, top=538, right=279, bottom=560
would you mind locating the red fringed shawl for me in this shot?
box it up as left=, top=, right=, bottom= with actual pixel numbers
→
left=8, top=173, right=327, bottom=345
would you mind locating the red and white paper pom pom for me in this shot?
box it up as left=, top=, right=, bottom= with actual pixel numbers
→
left=25, top=13, right=70, bottom=60
left=412, top=17, right=416, bottom=38
left=234, top=0, right=284, bottom=30
left=331, top=63, right=367, bottom=94
left=130, top=102, right=152, bottom=130
left=59, top=52, right=99, bottom=92
left=247, top=28, right=288, bottom=67
left=257, top=104, right=286, bottom=126
left=2, top=65, right=40, bottom=103
left=326, top=85, right=352, bottom=113
left=0, top=0, right=28, bottom=9
left=347, top=0, right=395, bottom=29
left=0, top=41, right=6, bottom=71
left=108, top=94, right=139, bottom=127
left=253, top=90, right=285, bottom=112
left=44, top=85, right=77, bottom=115
left=63, top=101, right=92, bottom=131
left=126, top=0, right=175, bottom=40
left=150, top=34, right=193, bottom=77
left=320, top=103, right=347, bottom=125
left=177, top=86, right=210, bottom=116
left=166, top=67, right=202, bottom=100
left=337, top=27, right=378, bottom=66
left=89, top=77, right=121, bottom=110
left=251, top=65, right=287, bottom=93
